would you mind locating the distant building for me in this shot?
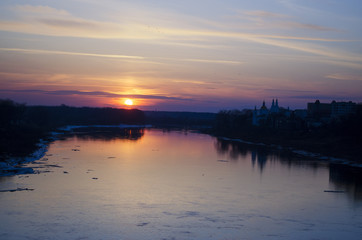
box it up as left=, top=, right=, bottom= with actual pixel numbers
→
left=331, top=101, right=357, bottom=118
left=294, top=109, right=308, bottom=119
left=270, top=99, right=280, bottom=113
left=307, top=100, right=331, bottom=119
left=307, top=100, right=357, bottom=120
left=251, top=99, right=357, bottom=129
left=252, top=99, right=282, bottom=126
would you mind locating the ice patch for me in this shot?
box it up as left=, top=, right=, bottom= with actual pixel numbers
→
left=57, top=124, right=152, bottom=132
left=0, top=140, right=49, bottom=176
left=0, top=165, right=35, bottom=176
left=1, top=124, right=153, bottom=176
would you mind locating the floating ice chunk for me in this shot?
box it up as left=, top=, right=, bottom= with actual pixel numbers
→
left=0, top=188, right=34, bottom=193
left=0, top=166, right=35, bottom=176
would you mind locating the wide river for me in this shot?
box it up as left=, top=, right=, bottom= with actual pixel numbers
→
left=1, top=128, right=362, bottom=240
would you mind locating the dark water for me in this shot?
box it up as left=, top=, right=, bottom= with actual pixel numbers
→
left=1, top=128, right=361, bottom=240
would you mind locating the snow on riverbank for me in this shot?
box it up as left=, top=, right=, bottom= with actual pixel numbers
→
left=0, top=139, right=50, bottom=176
left=57, top=124, right=152, bottom=132
left=0, top=124, right=152, bottom=176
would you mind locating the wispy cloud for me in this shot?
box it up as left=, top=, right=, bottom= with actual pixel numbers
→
left=288, top=94, right=349, bottom=101
left=159, top=57, right=243, bottom=65
left=0, top=48, right=145, bottom=60
left=1, top=3, right=362, bottom=83
left=265, top=88, right=318, bottom=94
left=14, top=5, right=70, bottom=16
left=240, top=37, right=362, bottom=68
left=0, top=48, right=243, bottom=65
left=241, top=10, right=340, bottom=32
left=0, top=4, right=355, bottom=66
left=172, top=80, right=208, bottom=85
left=325, top=73, right=362, bottom=81
left=0, top=5, right=141, bottom=39
left=0, top=5, right=345, bottom=41
left=285, top=22, right=339, bottom=32
left=244, top=10, right=289, bottom=19
left=276, top=0, right=324, bottom=15
left=37, top=18, right=99, bottom=30
left=0, top=89, right=194, bottom=102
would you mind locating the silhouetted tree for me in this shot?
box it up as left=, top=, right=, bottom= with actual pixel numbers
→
left=0, top=99, right=25, bottom=126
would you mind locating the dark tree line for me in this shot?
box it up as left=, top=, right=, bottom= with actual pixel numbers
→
left=1, top=99, right=44, bottom=159
left=213, top=107, right=362, bottom=162
left=214, top=109, right=254, bottom=137
left=144, top=111, right=215, bottom=128
left=0, top=99, right=145, bottom=160
left=25, top=104, right=145, bottom=126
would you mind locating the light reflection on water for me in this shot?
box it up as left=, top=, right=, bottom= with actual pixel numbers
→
left=0, top=128, right=362, bottom=240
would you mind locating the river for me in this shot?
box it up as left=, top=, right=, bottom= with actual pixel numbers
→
left=1, top=128, right=361, bottom=240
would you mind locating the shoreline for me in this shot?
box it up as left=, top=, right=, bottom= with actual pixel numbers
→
left=1, top=125, right=361, bottom=176
left=0, top=124, right=152, bottom=176
left=216, top=135, right=362, bottom=168
left=0, top=139, right=50, bottom=176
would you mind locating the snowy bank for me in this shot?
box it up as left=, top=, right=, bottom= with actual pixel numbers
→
left=57, top=124, right=152, bottom=132
left=0, top=124, right=152, bottom=176
left=0, top=140, right=48, bottom=176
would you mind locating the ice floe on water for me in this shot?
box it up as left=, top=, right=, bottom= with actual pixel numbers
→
left=1, top=129, right=362, bottom=239
left=0, top=164, right=35, bottom=176
left=0, top=187, right=34, bottom=193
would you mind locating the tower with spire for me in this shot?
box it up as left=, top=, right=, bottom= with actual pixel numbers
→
left=252, top=99, right=281, bottom=126
left=270, top=98, right=280, bottom=113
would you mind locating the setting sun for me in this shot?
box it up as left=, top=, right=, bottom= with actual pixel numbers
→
left=124, top=99, right=133, bottom=106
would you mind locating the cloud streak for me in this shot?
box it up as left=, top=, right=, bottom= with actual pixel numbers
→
left=325, top=73, right=362, bottom=81
left=37, top=18, right=99, bottom=30
left=242, top=10, right=340, bottom=32
left=0, top=89, right=194, bottom=102
left=0, top=10, right=345, bottom=42
left=244, top=10, right=289, bottom=19
left=0, top=48, right=145, bottom=60
left=0, top=3, right=357, bottom=68
left=0, top=4, right=350, bottom=43
left=0, top=48, right=243, bottom=65
left=1, top=1, right=361, bottom=110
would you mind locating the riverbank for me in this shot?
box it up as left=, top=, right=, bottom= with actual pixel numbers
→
left=0, top=139, right=50, bottom=176
left=214, top=135, right=362, bottom=168
left=211, top=108, right=362, bottom=165
left=2, top=129, right=361, bottom=240
left=1, top=123, right=361, bottom=177
left=0, top=124, right=153, bottom=176
left=203, top=126, right=362, bottom=167
left=0, top=100, right=145, bottom=161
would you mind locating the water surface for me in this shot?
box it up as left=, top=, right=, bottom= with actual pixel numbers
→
left=1, top=128, right=362, bottom=240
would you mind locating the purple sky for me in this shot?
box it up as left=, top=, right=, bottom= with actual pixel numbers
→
left=1, top=0, right=362, bottom=112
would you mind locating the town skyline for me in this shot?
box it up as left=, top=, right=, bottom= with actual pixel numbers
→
left=1, top=0, right=362, bottom=112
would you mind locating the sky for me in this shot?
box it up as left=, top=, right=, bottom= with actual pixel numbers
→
left=0, top=0, right=362, bottom=112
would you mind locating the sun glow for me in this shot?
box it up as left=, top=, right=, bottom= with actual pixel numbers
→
left=124, top=99, right=133, bottom=106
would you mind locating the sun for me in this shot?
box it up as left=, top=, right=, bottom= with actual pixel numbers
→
left=124, top=99, right=133, bottom=106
